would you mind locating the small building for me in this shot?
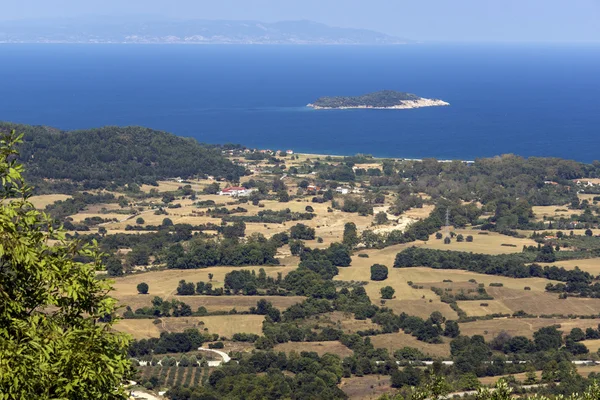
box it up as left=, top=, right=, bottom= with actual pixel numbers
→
left=218, top=187, right=248, bottom=196
left=336, top=187, right=349, bottom=195
left=286, top=149, right=294, bottom=155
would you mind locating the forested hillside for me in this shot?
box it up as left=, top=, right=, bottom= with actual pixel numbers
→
left=0, top=123, right=245, bottom=187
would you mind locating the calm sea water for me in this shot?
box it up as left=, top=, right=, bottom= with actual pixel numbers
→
left=1, top=44, right=599, bottom=161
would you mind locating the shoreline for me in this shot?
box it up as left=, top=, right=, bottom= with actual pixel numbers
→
left=293, top=152, right=474, bottom=164
left=307, top=97, right=450, bottom=110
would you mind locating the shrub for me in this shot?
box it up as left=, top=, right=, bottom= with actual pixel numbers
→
left=136, top=217, right=145, bottom=225
left=208, top=342, right=224, bottom=349
left=137, top=282, right=149, bottom=294
left=466, top=235, right=474, bottom=242
left=370, top=264, right=388, bottom=281
left=381, top=286, right=395, bottom=299
left=435, top=232, right=443, bottom=240
left=358, top=254, right=369, bottom=258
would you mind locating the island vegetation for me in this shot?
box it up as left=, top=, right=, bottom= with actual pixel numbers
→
left=308, top=90, right=449, bottom=109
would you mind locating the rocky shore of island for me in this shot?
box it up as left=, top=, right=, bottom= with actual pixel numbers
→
left=307, top=97, right=450, bottom=110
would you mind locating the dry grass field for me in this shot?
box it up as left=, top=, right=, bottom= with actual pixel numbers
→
left=459, top=318, right=600, bottom=341
left=421, top=230, right=538, bottom=255
left=536, top=258, right=600, bottom=275
left=458, top=286, right=600, bottom=317
left=28, top=194, right=71, bottom=209
left=582, top=339, right=600, bottom=353
left=121, top=294, right=304, bottom=314
left=369, top=332, right=450, bottom=358
left=532, top=205, right=582, bottom=220
left=115, top=314, right=265, bottom=340
left=274, top=341, right=354, bottom=358
left=339, top=375, right=393, bottom=400
left=112, top=265, right=297, bottom=298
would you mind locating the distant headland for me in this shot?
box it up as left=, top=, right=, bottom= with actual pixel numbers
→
left=307, top=90, right=450, bottom=110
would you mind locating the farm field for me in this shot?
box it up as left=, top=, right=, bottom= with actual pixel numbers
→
left=115, top=314, right=265, bottom=340
left=532, top=205, right=582, bottom=220
left=119, top=294, right=305, bottom=314
left=421, top=230, right=538, bottom=255
left=28, top=194, right=72, bottom=209
left=339, top=375, right=393, bottom=400
left=111, top=265, right=297, bottom=299
left=458, top=287, right=600, bottom=317
left=369, top=332, right=451, bottom=358
left=459, top=318, right=600, bottom=341
left=274, top=341, right=354, bottom=358
left=536, top=258, right=600, bottom=275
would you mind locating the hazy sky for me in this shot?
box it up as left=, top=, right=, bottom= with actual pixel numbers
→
left=2, top=0, right=600, bottom=42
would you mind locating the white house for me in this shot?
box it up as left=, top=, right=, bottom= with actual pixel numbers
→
left=218, top=187, right=248, bottom=196
left=336, top=187, right=349, bottom=195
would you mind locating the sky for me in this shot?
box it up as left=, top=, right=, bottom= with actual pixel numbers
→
left=2, top=0, right=600, bottom=42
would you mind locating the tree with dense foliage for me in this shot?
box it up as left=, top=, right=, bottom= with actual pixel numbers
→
left=0, top=131, right=132, bottom=398
left=370, top=264, right=389, bottom=281
left=0, top=124, right=246, bottom=189
left=381, top=286, right=395, bottom=299
left=290, top=223, right=316, bottom=240
left=343, top=222, right=360, bottom=248
left=137, top=282, right=149, bottom=294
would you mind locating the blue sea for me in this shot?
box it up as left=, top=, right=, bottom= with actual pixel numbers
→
left=0, top=44, right=599, bottom=162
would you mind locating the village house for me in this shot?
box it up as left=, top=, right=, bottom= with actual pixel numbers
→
left=218, top=186, right=249, bottom=196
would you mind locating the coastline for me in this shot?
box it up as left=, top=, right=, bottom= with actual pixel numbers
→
left=307, top=97, right=450, bottom=110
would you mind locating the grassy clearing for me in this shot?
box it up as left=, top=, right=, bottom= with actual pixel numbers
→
left=458, top=286, right=600, bottom=317
left=369, top=332, right=450, bottom=358
left=112, top=265, right=297, bottom=299
left=532, top=205, right=582, bottom=221
left=339, top=375, right=392, bottom=400
left=274, top=341, right=354, bottom=358
left=459, top=318, right=600, bottom=341
left=115, top=315, right=265, bottom=340
left=581, top=339, right=600, bottom=353
left=28, top=194, right=72, bottom=209
left=421, top=229, right=538, bottom=255
left=122, top=295, right=304, bottom=314
left=536, top=258, right=600, bottom=275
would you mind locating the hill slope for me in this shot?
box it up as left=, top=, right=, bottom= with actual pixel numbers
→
left=0, top=123, right=245, bottom=187
left=0, top=18, right=409, bottom=45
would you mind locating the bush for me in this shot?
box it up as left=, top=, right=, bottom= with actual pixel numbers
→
left=381, top=286, right=395, bottom=299
left=358, top=254, right=369, bottom=258
left=466, top=235, right=474, bottom=242
left=136, top=217, right=145, bottom=225
left=489, top=283, right=504, bottom=287
left=290, top=223, right=315, bottom=240
left=208, top=342, right=224, bottom=349
left=435, top=232, right=443, bottom=240
left=370, top=264, right=388, bottom=281
left=456, top=234, right=464, bottom=242
left=137, top=282, right=149, bottom=294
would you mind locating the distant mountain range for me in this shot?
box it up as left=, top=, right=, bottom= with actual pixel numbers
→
left=0, top=18, right=410, bottom=45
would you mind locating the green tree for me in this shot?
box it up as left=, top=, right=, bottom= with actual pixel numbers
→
left=343, top=222, right=359, bottom=248
left=136, top=217, right=145, bottom=224
left=0, top=131, right=132, bottom=398
left=375, top=212, right=388, bottom=225
left=106, top=256, right=124, bottom=277
left=370, top=264, right=388, bottom=281
left=381, top=286, right=395, bottom=299
left=137, top=282, right=149, bottom=294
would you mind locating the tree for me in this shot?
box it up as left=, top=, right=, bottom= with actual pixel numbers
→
left=443, top=321, right=460, bottom=338
left=381, top=286, right=395, bottom=299
left=585, top=228, right=593, bottom=237
left=375, top=212, right=388, bottom=225
left=136, top=217, right=145, bottom=225
left=290, top=223, right=315, bottom=240
left=98, top=226, right=107, bottom=236
left=466, top=235, right=474, bottom=242
left=444, top=237, right=451, bottom=245
left=456, top=234, right=464, bottom=242
left=208, top=273, right=214, bottom=282
left=106, top=256, right=124, bottom=277
left=278, top=190, right=290, bottom=202
left=343, top=222, right=359, bottom=248
left=370, top=264, right=388, bottom=281
left=435, top=232, right=443, bottom=240
left=203, top=182, right=220, bottom=195
left=137, top=282, right=149, bottom=294
left=0, top=131, right=131, bottom=398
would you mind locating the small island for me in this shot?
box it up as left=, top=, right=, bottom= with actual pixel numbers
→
left=307, top=90, right=449, bottom=110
